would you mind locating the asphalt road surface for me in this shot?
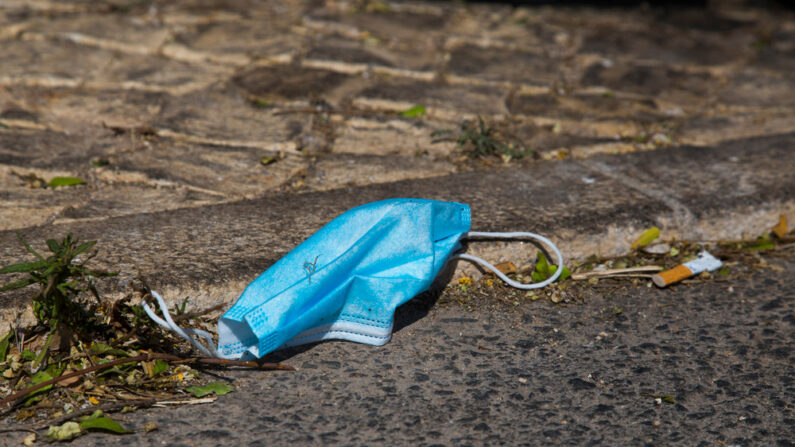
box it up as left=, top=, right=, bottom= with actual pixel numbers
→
left=4, top=257, right=787, bottom=447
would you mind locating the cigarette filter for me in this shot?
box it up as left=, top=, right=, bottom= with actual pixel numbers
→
left=652, top=250, right=722, bottom=288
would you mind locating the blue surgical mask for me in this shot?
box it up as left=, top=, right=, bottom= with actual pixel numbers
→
left=144, top=199, right=563, bottom=359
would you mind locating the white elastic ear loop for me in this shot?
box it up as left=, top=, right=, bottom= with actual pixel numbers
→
left=452, top=231, right=564, bottom=289
left=142, top=290, right=219, bottom=358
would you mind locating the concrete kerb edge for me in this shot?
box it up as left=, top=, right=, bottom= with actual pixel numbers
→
left=2, top=201, right=792, bottom=334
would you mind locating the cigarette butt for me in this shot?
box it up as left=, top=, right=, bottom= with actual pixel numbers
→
left=652, top=250, right=722, bottom=288
left=652, top=265, right=693, bottom=287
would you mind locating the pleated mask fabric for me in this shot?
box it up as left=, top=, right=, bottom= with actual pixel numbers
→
left=217, top=199, right=471, bottom=359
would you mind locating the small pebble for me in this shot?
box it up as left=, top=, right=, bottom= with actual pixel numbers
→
left=643, top=243, right=670, bottom=254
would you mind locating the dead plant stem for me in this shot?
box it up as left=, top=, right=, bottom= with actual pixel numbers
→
left=0, top=353, right=293, bottom=407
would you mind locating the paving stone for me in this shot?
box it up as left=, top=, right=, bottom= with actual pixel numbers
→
left=306, top=152, right=456, bottom=191
left=0, top=128, right=93, bottom=170
left=37, top=89, right=168, bottom=133
left=358, top=80, right=507, bottom=116
left=308, top=6, right=450, bottom=42
left=22, top=13, right=170, bottom=50
left=0, top=38, right=116, bottom=80
left=169, top=18, right=301, bottom=61
left=578, top=20, right=752, bottom=67
left=306, top=37, right=398, bottom=68
left=718, top=70, right=795, bottom=108
left=152, top=87, right=300, bottom=143
left=447, top=44, right=562, bottom=86
left=502, top=121, right=622, bottom=155
left=0, top=37, right=228, bottom=94
left=232, top=65, right=356, bottom=102
left=507, top=92, right=664, bottom=123
left=580, top=62, right=716, bottom=104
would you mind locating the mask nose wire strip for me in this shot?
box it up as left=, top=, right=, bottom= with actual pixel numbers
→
left=142, top=290, right=219, bottom=358
left=451, top=231, right=564, bottom=290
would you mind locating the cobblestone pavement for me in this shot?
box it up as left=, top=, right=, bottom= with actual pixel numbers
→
left=1, top=0, right=793, bottom=230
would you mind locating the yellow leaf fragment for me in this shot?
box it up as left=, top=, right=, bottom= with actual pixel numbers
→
left=493, top=261, right=517, bottom=275
left=89, top=397, right=99, bottom=405
left=46, top=422, right=83, bottom=442
left=772, top=214, right=787, bottom=239
left=141, top=360, right=155, bottom=378
left=59, top=370, right=81, bottom=386
left=23, top=433, right=36, bottom=446
left=631, top=227, right=660, bottom=249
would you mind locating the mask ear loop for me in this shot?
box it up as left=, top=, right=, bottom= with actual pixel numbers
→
left=452, top=231, right=564, bottom=289
left=142, top=290, right=219, bottom=358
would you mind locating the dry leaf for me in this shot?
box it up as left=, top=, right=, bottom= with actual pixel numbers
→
left=631, top=227, right=660, bottom=249
left=643, top=243, right=670, bottom=254
left=493, top=262, right=517, bottom=275
left=15, top=409, right=36, bottom=421
left=772, top=215, right=788, bottom=239
left=22, top=432, right=36, bottom=446
left=46, top=422, right=83, bottom=442
left=141, top=360, right=155, bottom=378
left=59, top=370, right=82, bottom=386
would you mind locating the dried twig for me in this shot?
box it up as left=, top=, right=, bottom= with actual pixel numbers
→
left=153, top=397, right=216, bottom=406
left=571, top=266, right=662, bottom=280
left=0, top=426, right=37, bottom=434
left=172, top=303, right=226, bottom=323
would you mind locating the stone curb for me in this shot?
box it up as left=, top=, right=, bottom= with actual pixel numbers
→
left=1, top=132, right=793, bottom=330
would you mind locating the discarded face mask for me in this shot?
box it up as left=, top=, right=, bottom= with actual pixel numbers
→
left=144, top=198, right=563, bottom=359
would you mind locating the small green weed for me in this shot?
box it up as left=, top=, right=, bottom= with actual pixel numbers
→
left=398, top=105, right=426, bottom=118
left=173, top=297, right=190, bottom=316
left=0, top=233, right=117, bottom=346
left=531, top=252, right=570, bottom=283
left=434, top=116, right=533, bottom=160
left=249, top=97, right=272, bottom=109
left=0, top=234, right=274, bottom=436
left=48, top=177, right=85, bottom=188
left=91, top=158, right=110, bottom=168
